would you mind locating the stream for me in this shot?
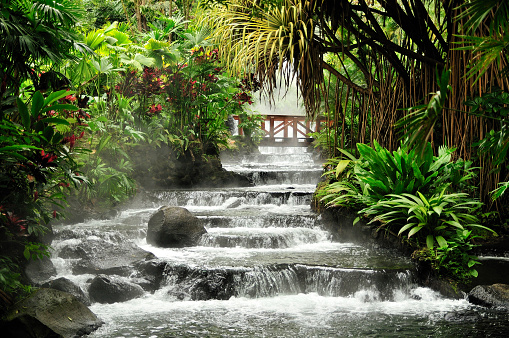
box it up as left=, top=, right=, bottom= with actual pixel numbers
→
left=51, top=146, right=509, bottom=337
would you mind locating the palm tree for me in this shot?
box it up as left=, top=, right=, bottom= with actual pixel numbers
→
left=0, top=0, right=90, bottom=101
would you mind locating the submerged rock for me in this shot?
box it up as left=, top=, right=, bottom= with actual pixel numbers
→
left=1, top=288, right=102, bottom=337
left=147, top=206, right=206, bottom=247
left=468, top=284, right=509, bottom=308
left=444, top=310, right=481, bottom=322
left=89, top=274, right=145, bottom=304
left=42, top=277, right=91, bottom=306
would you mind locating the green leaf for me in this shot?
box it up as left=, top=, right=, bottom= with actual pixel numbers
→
left=41, top=118, right=70, bottom=125
left=23, top=247, right=30, bottom=260
left=0, top=145, right=41, bottom=152
left=470, top=269, right=478, bottom=277
left=432, top=205, right=443, bottom=216
left=92, top=57, right=115, bottom=74
left=426, top=235, right=434, bottom=249
left=335, top=160, right=350, bottom=178
left=398, top=223, right=417, bottom=236
left=43, top=90, right=73, bottom=107
left=31, top=91, right=45, bottom=118
left=436, top=236, right=448, bottom=248
left=43, top=126, right=54, bottom=141
left=17, top=98, right=30, bottom=129
left=144, top=38, right=169, bottom=50
left=408, top=225, right=423, bottom=238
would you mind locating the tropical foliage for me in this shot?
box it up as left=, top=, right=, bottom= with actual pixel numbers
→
left=1, top=0, right=260, bottom=303
left=317, top=140, right=490, bottom=282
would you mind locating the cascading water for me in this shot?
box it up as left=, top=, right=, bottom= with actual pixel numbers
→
left=51, top=146, right=509, bottom=337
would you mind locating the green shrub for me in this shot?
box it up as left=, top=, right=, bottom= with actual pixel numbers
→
left=316, top=141, right=490, bottom=282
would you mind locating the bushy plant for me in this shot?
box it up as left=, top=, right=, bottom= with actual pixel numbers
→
left=1, top=90, right=88, bottom=295
left=360, top=191, right=493, bottom=248
left=318, top=141, right=476, bottom=209
left=316, top=141, right=489, bottom=282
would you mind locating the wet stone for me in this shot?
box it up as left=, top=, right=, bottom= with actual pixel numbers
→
left=89, top=274, right=145, bottom=304
left=468, top=284, right=509, bottom=309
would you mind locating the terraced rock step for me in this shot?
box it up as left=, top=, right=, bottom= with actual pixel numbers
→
left=197, top=214, right=319, bottom=229
left=230, top=170, right=323, bottom=185
left=150, top=188, right=315, bottom=207
left=141, top=242, right=414, bottom=270
left=161, top=263, right=414, bottom=301
left=199, top=227, right=329, bottom=248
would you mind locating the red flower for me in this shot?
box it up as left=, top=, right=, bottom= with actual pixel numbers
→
left=5, top=212, right=27, bottom=234
left=40, top=150, right=58, bottom=166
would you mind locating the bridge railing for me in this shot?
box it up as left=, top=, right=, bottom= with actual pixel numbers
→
left=233, top=115, right=326, bottom=147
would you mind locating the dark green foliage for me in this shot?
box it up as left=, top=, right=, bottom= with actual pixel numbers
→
left=0, top=0, right=90, bottom=94
left=317, top=141, right=486, bottom=282
left=318, top=141, right=476, bottom=209
left=1, top=90, right=88, bottom=295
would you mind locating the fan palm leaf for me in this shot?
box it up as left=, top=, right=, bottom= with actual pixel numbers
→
left=0, top=0, right=91, bottom=93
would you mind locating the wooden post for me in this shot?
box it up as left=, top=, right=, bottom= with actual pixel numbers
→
left=269, top=116, right=275, bottom=140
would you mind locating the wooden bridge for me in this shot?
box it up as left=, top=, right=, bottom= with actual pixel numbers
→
left=234, top=115, right=325, bottom=147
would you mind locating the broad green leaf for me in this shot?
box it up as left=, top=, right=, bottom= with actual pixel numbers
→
left=85, top=30, right=106, bottom=50
left=31, top=91, right=45, bottom=117
left=336, top=147, right=357, bottom=161
left=436, top=236, right=448, bottom=248
left=41, top=104, right=79, bottom=114
left=426, top=235, right=434, bottom=249
left=335, top=160, right=350, bottom=178
left=43, top=126, right=54, bottom=141
left=17, top=98, right=30, bottom=129
left=0, top=145, right=41, bottom=152
left=432, top=205, right=443, bottom=216
left=23, top=247, right=30, bottom=260
left=43, top=90, right=73, bottom=107
left=92, top=57, right=114, bottom=74
left=41, top=117, right=70, bottom=125
left=408, top=225, right=423, bottom=238
left=144, top=38, right=169, bottom=50
left=398, top=223, right=417, bottom=236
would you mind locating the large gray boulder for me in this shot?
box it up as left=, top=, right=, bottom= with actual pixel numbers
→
left=58, top=238, right=155, bottom=276
left=1, top=288, right=102, bottom=337
left=147, top=206, right=206, bottom=247
left=468, top=283, right=509, bottom=308
left=89, top=274, right=145, bottom=304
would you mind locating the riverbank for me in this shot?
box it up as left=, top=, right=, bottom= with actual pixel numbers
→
left=316, top=205, right=509, bottom=298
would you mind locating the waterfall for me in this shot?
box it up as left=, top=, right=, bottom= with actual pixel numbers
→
left=49, top=145, right=508, bottom=337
